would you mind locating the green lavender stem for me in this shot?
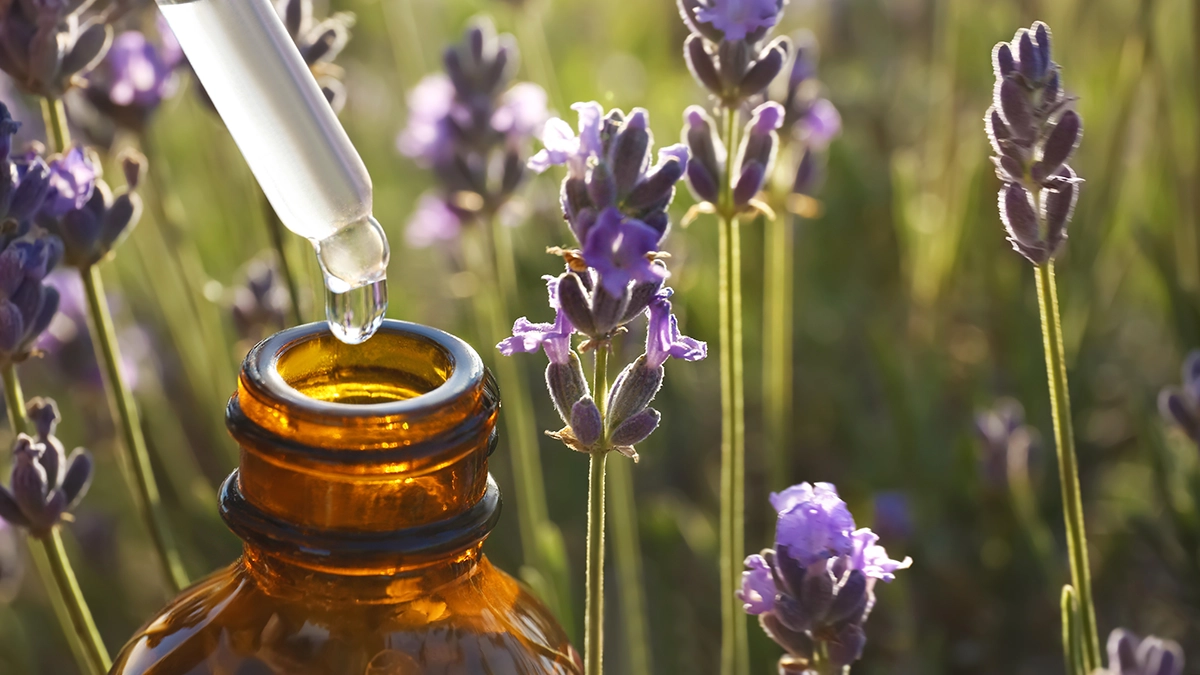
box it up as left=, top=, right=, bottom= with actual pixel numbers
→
left=40, top=97, right=188, bottom=592
left=763, top=210, right=794, bottom=487
left=607, top=456, right=652, bottom=675
left=1034, top=262, right=1100, bottom=670
left=717, top=106, right=748, bottom=675
left=259, top=188, right=305, bottom=326
left=82, top=265, right=189, bottom=592
left=3, top=367, right=110, bottom=675
left=586, top=347, right=610, bottom=675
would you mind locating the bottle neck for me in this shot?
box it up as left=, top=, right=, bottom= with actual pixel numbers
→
left=221, top=321, right=501, bottom=596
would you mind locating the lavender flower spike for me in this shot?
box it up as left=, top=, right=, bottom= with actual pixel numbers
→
left=0, top=400, right=93, bottom=538
left=744, top=481, right=911, bottom=671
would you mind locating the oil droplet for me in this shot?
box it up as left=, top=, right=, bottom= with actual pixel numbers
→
left=326, top=279, right=387, bottom=344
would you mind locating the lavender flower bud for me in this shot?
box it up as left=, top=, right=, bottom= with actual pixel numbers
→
left=1041, top=166, right=1078, bottom=253
left=610, top=407, right=660, bottom=447
left=1104, top=629, right=1184, bottom=675
left=739, top=37, right=790, bottom=99
left=685, top=35, right=724, bottom=98
left=570, top=397, right=603, bottom=447
left=997, top=78, right=1035, bottom=141
left=732, top=102, right=783, bottom=206
left=610, top=111, right=652, bottom=197
left=999, top=182, right=1045, bottom=264
left=606, top=356, right=665, bottom=430
left=587, top=162, right=617, bottom=210
left=1033, top=110, right=1081, bottom=183
left=590, top=284, right=631, bottom=336
left=546, top=352, right=589, bottom=426
left=734, top=162, right=766, bottom=207
left=1160, top=389, right=1198, bottom=440
left=825, top=570, right=869, bottom=625
left=620, top=271, right=666, bottom=324
left=683, top=106, right=724, bottom=204
left=0, top=1, right=113, bottom=99
left=557, top=272, right=597, bottom=338
left=993, top=42, right=1016, bottom=78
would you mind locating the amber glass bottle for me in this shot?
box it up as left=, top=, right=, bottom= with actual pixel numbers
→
left=110, top=321, right=582, bottom=674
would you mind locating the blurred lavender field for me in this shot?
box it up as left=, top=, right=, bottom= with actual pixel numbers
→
left=1, top=0, right=1199, bottom=673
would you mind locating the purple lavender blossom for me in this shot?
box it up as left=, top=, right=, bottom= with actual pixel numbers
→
left=528, top=101, right=603, bottom=178
left=741, top=481, right=910, bottom=670
left=405, top=192, right=464, bottom=248
left=645, top=289, right=706, bottom=368
left=84, top=29, right=181, bottom=130
left=36, top=270, right=145, bottom=390
left=38, top=147, right=144, bottom=268
left=582, top=208, right=667, bottom=297
left=1102, top=629, right=1183, bottom=675
left=1159, top=350, right=1200, bottom=442
left=42, top=147, right=97, bottom=219
left=497, top=310, right=575, bottom=365
left=694, top=0, right=784, bottom=42
left=398, top=19, right=547, bottom=245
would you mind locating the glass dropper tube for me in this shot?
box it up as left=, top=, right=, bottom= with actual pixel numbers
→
left=156, top=0, right=388, bottom=344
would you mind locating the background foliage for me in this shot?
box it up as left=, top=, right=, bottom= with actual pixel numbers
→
left=1, top=0, right=1198, bottom=672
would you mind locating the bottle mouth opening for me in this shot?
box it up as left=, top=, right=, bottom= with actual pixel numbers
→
left=243, top=320, right=484, bottom=421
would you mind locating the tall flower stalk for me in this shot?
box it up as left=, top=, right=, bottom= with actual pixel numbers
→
left=985, top=22, right=1096, bottom=671
left=398, top=18, right=576, bottom=630
left=38, top=102, right=189, bottom=592
left=762, top=36, right=840, bottom=486
left=511, top=102, right=703, bottom=674
left=677, top=1, right=791, bottom=669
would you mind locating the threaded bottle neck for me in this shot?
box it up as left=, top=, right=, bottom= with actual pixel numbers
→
left=222, top=321, right=501, bottom=579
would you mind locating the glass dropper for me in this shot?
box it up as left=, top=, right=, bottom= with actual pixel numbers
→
left=156, top=0, right=388, bottom=344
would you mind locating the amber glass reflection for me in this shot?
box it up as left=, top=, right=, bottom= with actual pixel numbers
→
left=110, top=321, right=582, bottom=674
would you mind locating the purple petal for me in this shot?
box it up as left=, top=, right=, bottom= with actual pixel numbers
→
left=404, top=193, right=462, bottom=248
left=848, top=527, right=912, bottom=582
left=738, top=553, right=777, bottom=615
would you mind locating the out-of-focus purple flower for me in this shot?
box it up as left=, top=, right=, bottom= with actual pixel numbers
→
left=1, top=104, right=54, bottom=229
left=797, top=98, right=841, bottom=150
left=1159, top=350, right=1200, bottom=443
left=645, top=288, right=706, bottom=368
left=232, top=255, right=291, bottom=344
left=397, top=75, right=458, bottom=166
left=872, top=491, right=913, bottom=541
left=405, top=192, right=464, bottom=248
left=42, top=147, right=97, bottom=218
left=0, top=0, right=112, bottom=99
left=582, top=208, right=667, bottom=297
left=0, top=399, right=93, bottom=538
left=975, top=398, right=1039, bottom=488
left=84, top=30, right=180, bottom=130
left=694, top=0, right=784, bottom=43
left=277, top=0, right=355, bottom=111
left=398, top=18, right=546, bottom=243
left=1102, top=629, right=1183, bottom=675
left=743, top=482, right=910, bottom=670
left=0, top=229, right=62, bottom=364
left=36, top=270, right=144, bottom=390
left=38, top=147, right=144, bottom=268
